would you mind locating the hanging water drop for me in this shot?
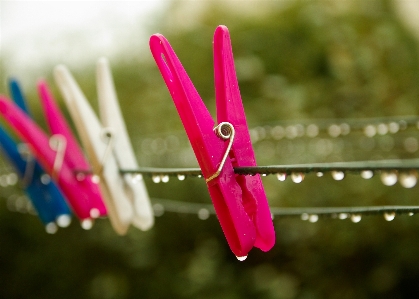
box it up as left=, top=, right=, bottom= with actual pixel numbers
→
left=161, top=175, right=169, bottom=183
left=338, top=213, right=348, bottom=220
left=361, top=170, right=374, bottom=179
left=236, top=256, right=247, bottom=261
left=331, top=171, right=345, bottom=181
left=409, top=212, right=414, bottom=216
left=152, top=175, right=161, bottom=183
left=291, top=173, right=304, bottom=183
left=91, top=175, right=100, bottom=184
left=276, top=173, right=287, bottom=181
left=316, top=172, right=324, bottom=177
left=301, top=213, right=309, bottom=221
left=45, top=222, right=58, bottom=234
left=309, top=214, right=319, bottom=223
left=56, top=214, right=71, bottom=227
left=90, top=208, right=100, bottom=219
left=81, top=219, right=93, bottom=230
left=7, top=173, right=18, bottom=186
left=132, top=174, right=143, bottom=183
left=380, top=171, right=398, bottom=186
left=384, top=212, right=396, bottom=221
left=399, top=171, right=417, bottom=188
left=177, top=174, right=186, bottom=181
left=198, top=208, right=210, bottom=220
left=350, top=214, right=362, bottom=223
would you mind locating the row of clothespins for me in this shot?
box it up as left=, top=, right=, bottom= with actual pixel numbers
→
left=0, top=25, right=275, bottom=260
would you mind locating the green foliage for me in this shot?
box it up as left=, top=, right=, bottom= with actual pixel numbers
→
left=1, top=0, right=419, bottom=298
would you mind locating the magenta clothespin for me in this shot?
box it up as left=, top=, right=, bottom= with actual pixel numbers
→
left=0, top=95, right=106, bottom=228
left=150, top=25, right=275, bottom=259
left=37, top=80, right=107, bottom=217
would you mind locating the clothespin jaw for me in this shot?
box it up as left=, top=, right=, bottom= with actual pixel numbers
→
left=0, top=96, right=102, bottom=227
left=96, top=58, right=154, bottom=231
left=213, top=26, right=276, bottom=252
left=53, top=64, right=137, bottom=235
left=150, top=31, right=261, bottom=258
left=37, top=80, right=107, bottom=218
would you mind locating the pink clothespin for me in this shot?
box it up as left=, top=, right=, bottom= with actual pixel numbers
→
left=37, top=80, right=107, bottom=217
left=150, top=25, right=275, bottom=259
left=0, top=92, right=107, bottom=228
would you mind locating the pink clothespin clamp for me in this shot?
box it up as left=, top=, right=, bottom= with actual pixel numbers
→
left=150, top=25, right=275, bottom=259
left=0, top=84, right=107, bottom=228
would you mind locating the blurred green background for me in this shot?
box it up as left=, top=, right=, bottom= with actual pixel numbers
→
left=1, top=0, right=419, bottom=298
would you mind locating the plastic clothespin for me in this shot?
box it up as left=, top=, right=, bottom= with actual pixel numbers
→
left=36, top=80, right=107, bottom=220
left=53, top=58, right=154, bottom=235
left=150, top=25, right=275, bottom=258
left=4, top=79, right=72, bottom=232
left=0, top=93, right=107, bottom=229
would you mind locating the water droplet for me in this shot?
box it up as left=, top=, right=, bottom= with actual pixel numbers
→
left=7, top=173, right=18, bottom=186
left=45, top=222, right=58, bottom=234
left=198, top=175, right=203, bottom=178
left=364, top=125, right=376, bottom=137
left=338, top=213, right=348, bottom=220
left=236, top=255, right=247, bottom=261
left=340, top=123, right=351, bottom=135
left=306, top=124, right=319, bottom=138
left=384, top=212, right=396, bottom=221
left=276, top=173, right=287, bottom=181
left=361, top=170, right=374, bottom=179
left=76, top=172, right=86, bottom=181
left=316, top=172, right=324, bottom=177
left=309, top=214, right=319, bottom=223
left=40, top=174, right=51, bottom=185
left=377, top=123, right=388, bottom=135
left=389, top=122, right=400, bottom=133
left=380, top=171, right=398, bottom=186
left=291, top=173, right=304, bottom=183
left=198, top=208, right=210, bottom=220
left=331, top=171, right=345, bottom=181
left=301, top=213, right=309, bottom=221
left=91, top=175, right=100, bottom=184
left=409, top=212, right=414, bottom=216
left=350, top=214, right=362, bottom=223
left=152, top=175, right=161, bottom=183
left=161, top=175, right=169, bottom=183
left=328, top=124, right=341, bottom=138
left=81, top=219, right=93, bottom=230
left=404, top=137, right=418, bottom=153
left=177, top=174, right=186, bottom=181
left=153, top=203, right=165, bottom=216
left=399, top=171, right=417, bottom=188
left=56, top=214, right=71, bottom=227
left=132, top=174, right=143, bottom=183
left=90, top=208, right=100, bottom=218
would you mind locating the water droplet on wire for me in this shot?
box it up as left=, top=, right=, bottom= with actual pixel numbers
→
left=309, top=214, right=319, bottom=223
left=81, top=219, right=93, bottom=230
left=316, top=172, right=324, bottom=177
left=177, top=174, right=186, bottom=181
left=152, top=175, right=161, bottom=183
left=331, top=171, right=345, bottom=181
left=301, top=213, right=309, bottom=221
left=399, top=171, right=417, bottom=188
left=198, top=208, right=210, bottom=220
left=45, top=222, right=58, bottom=234
left=361, top=170, right=374, bottom=179
left=291, top=173, right=304, bottom=183
left=339, top=213, right=348, bottom=220
left=384, top=212, right=396, bottom=221
left=90, top=208, right=100, bottom=219
left=380, top=171, right=398, bottom=186
left=161, top=175, right=169, bottom=183
left=276, top=173, right=287, bottom=181
left=351, top=214, right=362, bottom=223
left=56, top=214, right=71, bottom=227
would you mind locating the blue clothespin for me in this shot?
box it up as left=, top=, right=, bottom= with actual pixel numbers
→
left=0, top=79, right=72, bottom=233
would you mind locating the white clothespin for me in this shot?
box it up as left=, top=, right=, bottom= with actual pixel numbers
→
left=54, top=59, right=154, bottom=235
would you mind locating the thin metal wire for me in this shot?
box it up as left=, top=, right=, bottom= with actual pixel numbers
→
left=152, top=198, right=419, bottom=218
left=119, top=158, right=419, bottom=177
